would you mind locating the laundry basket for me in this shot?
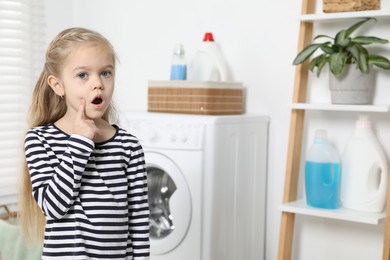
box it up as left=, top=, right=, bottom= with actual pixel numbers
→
left=148, top=80, right=245, bottom=115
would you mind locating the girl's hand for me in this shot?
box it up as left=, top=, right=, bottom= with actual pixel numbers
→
left=73, top=99, right=99, bottom=140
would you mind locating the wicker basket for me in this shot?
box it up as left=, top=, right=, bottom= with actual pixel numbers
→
left=323, top=0, right=380, bottom=13
left=148, top=80, right=244, bottom=115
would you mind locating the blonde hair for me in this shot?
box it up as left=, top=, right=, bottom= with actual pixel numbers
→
left=19, top=27, right=118, bottom=243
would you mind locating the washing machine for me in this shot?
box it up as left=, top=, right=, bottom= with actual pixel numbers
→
left=121, top=112, right=269, bottom=260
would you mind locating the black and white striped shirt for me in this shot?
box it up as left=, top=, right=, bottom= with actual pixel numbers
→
left=24, top=123, right=150, bottom=260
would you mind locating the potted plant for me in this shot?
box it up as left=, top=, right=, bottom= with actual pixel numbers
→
left=293, top=17, right=390, bottom=104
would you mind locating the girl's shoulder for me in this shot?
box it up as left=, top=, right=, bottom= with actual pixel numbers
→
left=114, top=125, right=143, bottom=146
left=114, top=125, right=138, bottom=139
left=25, top=123, right=67, bottom=140
left=27, top=123, right=53, bottom=132
left=27, top=123, right=61, bottom=134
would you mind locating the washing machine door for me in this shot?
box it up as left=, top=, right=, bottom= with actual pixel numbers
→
left=145, top=151, right=192, bottom=255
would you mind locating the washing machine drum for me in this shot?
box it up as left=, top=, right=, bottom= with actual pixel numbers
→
left=145, top=152, right=192, bottom=255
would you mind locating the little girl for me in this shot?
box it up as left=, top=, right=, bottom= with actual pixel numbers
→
left=20, top=27, right=150, bottom=259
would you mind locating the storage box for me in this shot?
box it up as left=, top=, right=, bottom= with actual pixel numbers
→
left=323, top=0, right=380, bottom=13
left=148, top=80, right=245, bottom=115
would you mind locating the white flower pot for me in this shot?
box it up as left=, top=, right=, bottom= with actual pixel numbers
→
left=329, top=65, right=374, bottom=105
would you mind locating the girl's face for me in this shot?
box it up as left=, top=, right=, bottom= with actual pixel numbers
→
left=59, top=41, right=115, bottom=120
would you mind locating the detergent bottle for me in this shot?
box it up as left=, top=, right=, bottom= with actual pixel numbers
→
left=341, top=114, right=388, bottom=213
left=189, top=32, right=228, bottom=81
left=305, top=129, right=341, bottom=209
left=170, top=44, right=187, bottom=80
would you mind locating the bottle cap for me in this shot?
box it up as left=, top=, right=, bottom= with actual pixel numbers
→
left=356, top=114, right=371, bottom=127
left=173, top=44, right=185, bottom=55
left=203, top=32, right=215, bottom=42
left=314, top=129, right=328, bottom=143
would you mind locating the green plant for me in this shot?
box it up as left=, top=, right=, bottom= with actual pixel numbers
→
left=293, top=18, right=390, bottom=78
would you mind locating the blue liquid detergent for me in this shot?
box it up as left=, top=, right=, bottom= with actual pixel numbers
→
left=170, top=64, right=187, bottom=80
left=305, top=161, right=340, bottom=209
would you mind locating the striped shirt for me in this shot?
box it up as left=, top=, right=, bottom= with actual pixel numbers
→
left=24, top=123, right=150, bottom=260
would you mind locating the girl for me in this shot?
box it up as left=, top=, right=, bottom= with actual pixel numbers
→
left=19, top=27, right=150, bottom=259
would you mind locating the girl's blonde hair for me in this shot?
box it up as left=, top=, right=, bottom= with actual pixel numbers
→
left=19, top=27, right=118, bottom=243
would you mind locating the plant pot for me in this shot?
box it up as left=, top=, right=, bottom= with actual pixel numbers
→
left=329, top=65, right=374, bottom=105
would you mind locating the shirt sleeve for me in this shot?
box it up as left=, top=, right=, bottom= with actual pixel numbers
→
left=24, top=130, right=94, bottom=220
left=126, top=140, right=150, bottom=259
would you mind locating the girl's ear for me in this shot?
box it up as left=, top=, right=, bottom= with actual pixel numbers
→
left=47, top=75, right=64, bottom=97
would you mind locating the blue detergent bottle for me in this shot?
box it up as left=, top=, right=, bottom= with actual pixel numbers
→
left=305, top=129, right=341, bottom=209
left=170, top=44, right=187, bottom=80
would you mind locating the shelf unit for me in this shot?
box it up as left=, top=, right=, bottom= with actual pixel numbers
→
left=277, top=1, right=390, bottom=260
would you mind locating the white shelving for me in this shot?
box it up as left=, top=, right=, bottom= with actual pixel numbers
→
left=299, top=10, right=390, bottom=22
left=290, top=103, right=390, bottom=112
left=278, top=1, right=390, bottom=258
left=282, top=102, right=390, bottom=225
left=279, top=200, right=386, bottom=225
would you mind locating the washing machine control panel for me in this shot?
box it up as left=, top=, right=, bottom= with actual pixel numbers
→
left=125, top=119, right=204, bottom=150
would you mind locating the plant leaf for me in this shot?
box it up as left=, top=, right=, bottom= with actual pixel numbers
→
left=356, top=44, right=369, bottom=55
left=330, top=52, right=348, bottom=77
left=368, top=54, right=390, bottom=69
left=309, top=55, right=328, bottom=77
left=320, top=45, right=335, bottom=54
left=345, top=18, right=374, bottom=38
left=292, top=43, right=323, bottom=65
left=314, top=34, right=334, bottom=41
left=358, top=52, right=369, bottom=73
left=335, top=29, right=350, bottom=47
left=347, top=44, right=361, bottom=64
left=352, top=36, right=389, bottom=45
left=309, top=55, right=322, bottom=70
left=315, top=58, right=328, bottom=77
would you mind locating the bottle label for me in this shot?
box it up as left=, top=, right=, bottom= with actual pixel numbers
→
left=170, top=64, right=187, bottom=80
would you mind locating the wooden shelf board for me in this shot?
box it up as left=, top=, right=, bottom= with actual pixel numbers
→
left=279, top=200, right=386, bottom=225
left=290, top=103, right=390, bottom=112
left=299, top=11, right=390, bottom=22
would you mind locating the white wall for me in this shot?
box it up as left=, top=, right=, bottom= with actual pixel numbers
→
left=43, top=1, right=390, bottom=259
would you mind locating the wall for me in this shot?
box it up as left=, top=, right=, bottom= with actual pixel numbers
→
left=43, top=0, right=389, bottom=259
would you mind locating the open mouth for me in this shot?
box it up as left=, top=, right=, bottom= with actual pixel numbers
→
left=92, top=97, right=103, bottom=105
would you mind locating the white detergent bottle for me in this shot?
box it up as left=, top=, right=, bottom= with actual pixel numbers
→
left=189, top=32, right=228, bottom=81
left=341, top=114, right=388, bottom=213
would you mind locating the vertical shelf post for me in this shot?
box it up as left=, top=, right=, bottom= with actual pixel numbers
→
left=277, top=0, right=316, bottom=259
left=383, top=178, right=390, bottom=259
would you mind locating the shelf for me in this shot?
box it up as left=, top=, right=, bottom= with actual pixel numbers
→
left=299, top=10, right=390, bottom=22
left=290, top=103, right=390, bottom=112
left=279, top=200, right=386, bottom=225
left=279, top=1, right=390, bottom=258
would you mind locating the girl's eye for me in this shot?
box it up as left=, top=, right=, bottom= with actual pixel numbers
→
left=101, top=71, right=112, bottom=78
left=78, top=72, right=88, bottom=79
